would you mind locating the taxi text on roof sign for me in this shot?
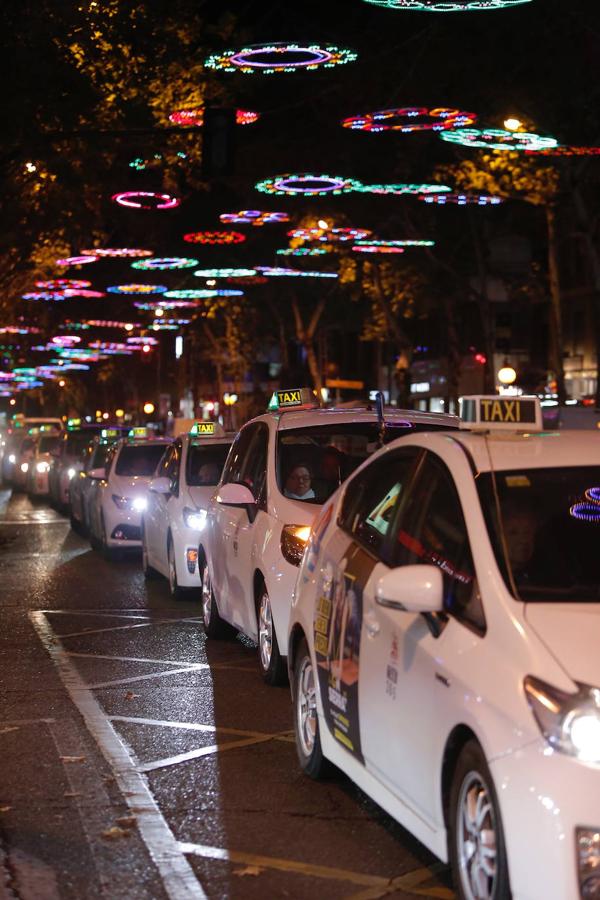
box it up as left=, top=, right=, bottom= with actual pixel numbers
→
left=190, top=421, right=216, bottom=435
left=101, top=428, right=120, bottom=440
left=459, top=395, right=543, bottom=431
left=128, top=426, right=148, bottom=439
left=268, top=388, right=319, bottom=412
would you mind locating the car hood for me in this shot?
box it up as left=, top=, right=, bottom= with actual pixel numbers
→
left=188, top=485, right=214, bottom=508
left=109, top=476, right=150, bottom=494
left=525, top=603, right=600, bottom=686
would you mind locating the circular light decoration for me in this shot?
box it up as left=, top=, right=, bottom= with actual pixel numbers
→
left=183, top=231, right=245, bottom=244
left=256, top=174, right=362, bottom=197
left=151, top=323, right=179, bottom=331
left=56, top=363, right=90, bottom=371
left=134, top=300, right=200, bottom=310
left=354, top=239, right=435, bottom=247
left=226, top=275, right=269, bottom=285
left=352, top=245, right=405, bottom=254
left=64, top=288, right=106, bottom=298
left=194, top=268, right=257, bottom=278
left=86, top=320, right=142, bottom=329
left=0, top=325, right=42, bottom=335
left=356, top=182, right=451, bottom=195
left=164, top=289, right=243, bottom=299
left=205, top=43, right=357, bottom=75
left=342, top=106, right=476, bottom=133
left=106, top=284, right=168, bottom=294
left=288, top=226, right=372, bottom=243
left=23, top=291, right=68, bottom=301
left=220, top=210, right=290, bottom=226
left=440, top=128, right=558, bottom=151
left=255, top=267, right=338, bottom=278
left=419, top=192, right=504, bottom=205
left=112, top=191, right=180, bottom=210
left=586, top=487, right=600, bottom=503
left=36, top=279, right=91, bottom=290
left=168, top=108, right=259, bottom=126
left=126, top=336, right=158, bottom=346
left=277, top=247, right=330, bottom=256
left=570, top=502, right=600, bottom=523
left=524, top=146, right=600, bottom=157
left=81, top=248, right=153, bottom=258
left=52, top=335, right=82, bottom=347
left=56, top=255, right=98, bottom=266
left=362, top=0, right=532, bottom=9
left=132, top=257, right=199, bottom=271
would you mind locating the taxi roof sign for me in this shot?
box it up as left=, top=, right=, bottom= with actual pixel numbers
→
left=190, top=421, right=216, bottom=436
left=460, top=395, right=543, bottom=431
left=101, top=428, right=120, bottom=440
left=268, top=388, right=319, bottom=412
left=127, top=426, right=148, bottom=439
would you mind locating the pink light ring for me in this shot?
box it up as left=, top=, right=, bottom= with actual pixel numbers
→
left=342, top=106, right=477, bottom=133
left=230, top=45, right=334, bottom=69
left=36, top=279, right=91, bottom=290
left=52, top=336, right=82, bottom=346
left=126, top=336, right=158, bottom=346
left=63, top=289, right=106, bottom=298
left=112, top=192, right=180, bottom=210
left=352, top=245, right=405, bottom=253
left=56, top=256, right=99, bottom=266
left=220, top=210, right=290, bottom=225
left=81, top=248, right=154, bottom=258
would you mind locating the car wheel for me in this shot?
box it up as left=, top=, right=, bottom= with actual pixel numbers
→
left=201, top=562, right=235, bottom=639
left=257, top=584, right=286, bottom=686
left=167, top=537, right=187, bottom=600
left=141, top=526, right=159, bottom=580
left=293, top=638, right=332, bottom=779
left=449, top=739, right=511, bottom=900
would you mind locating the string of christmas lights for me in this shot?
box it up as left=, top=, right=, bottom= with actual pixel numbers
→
left=36, top=279, right=91, bottom=290
left=81, top=248, right=153, bottom=258
left=255, top=267, right=338, bottom=278
left=352, top=245, right=405, bottom=253
left=362, top=0, right=532, bottom=9
left=288, top=226, right=372, bottom=242
left=355, top=182, right=451, bottom=194
left=342, top=106, right=476, bottom=132
left=56, top=255, right=99, bottom=265
left=277, top=247, right=330, bottom=256
left=524, top=146, right=600, bottom=156
left=194, top=268, right=257, bottom=278
left=164, top=289, right=243, bottom=299
left=354, top=239, right=435, bottom=246
left=205, top=43, right=357, bottom=75
left=419, top=192, right=503, bottom=205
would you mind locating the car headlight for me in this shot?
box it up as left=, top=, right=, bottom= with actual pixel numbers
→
left=183, top=506, right=207, bottom=530
left=281, top=524, right=312, bottom=567
left=112, top=494, right=130, bottom=509
left=8, top=454, right=15, bottom=463
left=524, top=676, right=600, bottom=764
left=36, top=461, right=50, bottom=473
left=67, top=467, right=76, bottom=479
left=131, top=496, right=147, bottom=512
left=20, top=462, right=29, bottom=473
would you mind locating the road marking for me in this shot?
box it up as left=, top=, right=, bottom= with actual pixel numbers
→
left=30, top=611, right=206, bottom=900
left=110, top=715, right=280, bottom=739
left=58, top=619, right=196, bottom=639
left=343, top=866, right=453, bottom=900
left=66, top=652, right=209, bottom=667
left=87, top=667, right=203, bottom=690
left=137, top=733, right=280, bottom=773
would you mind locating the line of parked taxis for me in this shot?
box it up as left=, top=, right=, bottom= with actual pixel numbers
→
left=6, top=391, right=600, bottom=900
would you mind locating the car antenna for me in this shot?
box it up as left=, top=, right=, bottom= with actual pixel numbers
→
left=375, top=391, right=386, bottom=448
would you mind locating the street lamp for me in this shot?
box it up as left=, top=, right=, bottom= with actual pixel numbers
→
left=143, top=402, right=155, bottom=415
left=498, top=365, right=517, bottom=386
left=503, top=117, right=524, bottom=132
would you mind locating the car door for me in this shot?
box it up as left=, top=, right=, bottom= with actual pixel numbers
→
left=147, top=443, right=179, bottom=568
left=359, top=451, right=481, bottom=823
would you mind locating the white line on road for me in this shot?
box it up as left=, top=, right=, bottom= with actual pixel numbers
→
left=29, top=611, right=206, bottom=900
left=88, top=666, right=205, bottom=690
left=66, top=652, right=208, bottom=667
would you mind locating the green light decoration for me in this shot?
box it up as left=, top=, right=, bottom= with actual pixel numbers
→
left=355, top=183, right=451, bottom=195
left=277, top=248, right=330, bottom=256
left=256, top=173, right=362, bottom=196
left=354, top=239, right=435, bottom=246
left=362, top=0, right=532, bottom=10
left=440, top=128, right=557, bottom=151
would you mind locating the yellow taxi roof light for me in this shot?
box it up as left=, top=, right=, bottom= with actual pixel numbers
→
left=459, top=395, right=543, bottom=431
left=127, top=426, right=148, bottom=439
left=190, top=421, right=216, bottom=436
left=268, top=388, right=319, bottom=412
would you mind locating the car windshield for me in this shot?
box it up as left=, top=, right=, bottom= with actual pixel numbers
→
left=38, top=436, right=61, bottom=453
left=477, top=466, right=600, bottom=603
left=89, top=444, right=111, bottom=470
left=187, top=443, right=230, bottom=486
left=277, top=421, right=448, bottom=505
left=65, top=432, right=94, bottom=456
left=115, top=444, right=166, bottom=477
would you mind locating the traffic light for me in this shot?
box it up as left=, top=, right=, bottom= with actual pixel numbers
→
left=201, top=108, right=236, bottom=177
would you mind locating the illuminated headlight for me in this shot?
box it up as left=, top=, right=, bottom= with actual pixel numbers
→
left=20, top=462, right=29, bottom=473
left=8, top=454, right=16, bottom=463
left=112, top=494, right=130, bottom=509
left=183, top=506, right=207, bottom=530
left=131, top=496, right=147, bottom=512
left=67, top=467, right=76, bottom=479
left=36, top=461, right=50, bottom=473
left=281, top=524, right=311, bottom=567
left=576, top=828, right=600, bottom=899
left=525, top=676, right=600, bottom=764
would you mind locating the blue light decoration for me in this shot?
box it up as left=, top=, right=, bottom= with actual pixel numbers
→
left=106, top=284, right=168, bottom=294
left=132, top=257, right=199, bottom=270
left=164, top=289, right=243, bottom=299
left=256, top=174, right=363, bottom=197
left=277, top=248, right=330, bottom=256
left=354, top=239, right=435, bottom=247
left=220, top=210, right=290, bottom=226
left=570, top=503, right=600, bottom=523
left=356, top=183, right=451, bottom=195
left=419, top=192, right=504, bottom=205
left=23, top=291, right=68, bottom=301
left=194, top=268, right=257, bottom=278
left=362, top=0, right=532, bottom=9
left=586, top=487, right=600, bottom=503
left=288, top=226, right=372, bottom=242
left=134, top=300, right=201, bottom=310
left=205, top=42, right=357, bottom=75
left=342, top=106, right=476, bottom=133
left=440, top=127, right=558, bottom=151
left=255, top=267, right=338, bottom=278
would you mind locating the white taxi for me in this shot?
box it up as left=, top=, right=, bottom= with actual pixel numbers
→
left=87, top=429, right=171, bottom=559
left=26, top=432, right=63, bottom=497
left=202, top=389, right=457, bottom=684
left=288, top=395, right=600, bottom=900
left=69, top=430, right=121, bottom=534
left=142, top=422, right=232, bottom=598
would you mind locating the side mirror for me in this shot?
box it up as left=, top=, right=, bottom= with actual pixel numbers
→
left=88, top=467, right=106, bottom=480
left=216, top=482, right=256, bottom=507
left=149, top=476, right=172, bottom=495
left=376, top=564, right=443, bottom=614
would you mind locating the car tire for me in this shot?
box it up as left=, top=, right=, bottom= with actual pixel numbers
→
left=201, top=562, right=235, bottom=639
left=449, top=739, right=511, bottom=900
left=293, top=638, right=332, bottom=779
left=70, top=511, right=85, bottom=536
left=257, top=583, right=287, bottom=686
left=167, top=536, right=188, bottom=600
left=141, top=526, right=160, bottom=580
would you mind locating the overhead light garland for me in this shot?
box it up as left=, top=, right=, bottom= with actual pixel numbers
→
left=356, top=182, right=451, bottom=194
left=226, top=275, right=269, bottom=285
left=256, top=173, right=363, bottom=196
left=0, top=325, right=42, bottom=335
left=352, top=245, right=405, bottom=253
left=129, top=152, right=188, bottom=171
left=132, top=257, right=199, bottom=270
left=85, top=320, right=142, bottom=329
left=56, top=255, right=98, bottom=266
left=194, top=268, right=257, bottom=278
left=342, top=106, right=476, bottom=133
left=134, top=300, right=200, bottom=310
left=255, top=267, right=338, bottom=278
left=106, top=284, right=168, bottom=294
left=220, top=210, right=290, bottom=226
left=126, top=336, right=158, bottom=346
left=419, top=192, right=504, bottom=205
left=362, top=0, right=532, bottom=9
left=354, top=239, right=435, bottom=247
left=36, top=279, right=91, bottom=290
left=183, top=231, right=246, bottom=244
left=81, top=248, right=153, bottom=258
left=440, top=127, right=558, bottom=151
left=277, top=247, right=330, bottom=256
left=169, top=108, right=259, bottom=126
left=112, top=191, right=180, bottom=210
left=205, top=42, right=357, bottom=75
left=288, top=226, right=372, bottom=242
left=164, top=289, right=243, bottom=298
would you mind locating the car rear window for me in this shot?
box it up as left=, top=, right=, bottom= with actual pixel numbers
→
left=115, top=444, right=167, bottom=477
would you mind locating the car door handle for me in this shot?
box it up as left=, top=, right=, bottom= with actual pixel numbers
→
left=364, top=610, right=380, bottom=638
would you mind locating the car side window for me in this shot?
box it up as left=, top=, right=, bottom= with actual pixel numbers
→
left=392, top=453, right=485, bottom=635
left=221, top=424, right=259, bottom=485
left=239, top=424, right=269, bottom=506
left=167, top=442, right=181, bottom=494
left=158, top=445, right=178, bottom=493
left=339, top=448, right=422, bottom=561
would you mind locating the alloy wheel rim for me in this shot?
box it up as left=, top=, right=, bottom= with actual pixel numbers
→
left=296, top=656, right=317, bottom=757
left=456, top=770, right=498, bottom=900
left=201, top=566, right=212, bottom=624
left=258, top=591, right=272, bottom=671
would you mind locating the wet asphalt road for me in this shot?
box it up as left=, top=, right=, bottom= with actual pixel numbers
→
left=0, top=488, right=453, bottom=900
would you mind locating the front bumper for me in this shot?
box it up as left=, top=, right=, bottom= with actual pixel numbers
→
left=104, top=507, right=143, bottom=547
left=172, top=526, right=203, bottom=588
left=491, top=738, right=600, bottom=900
